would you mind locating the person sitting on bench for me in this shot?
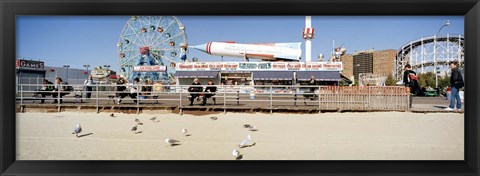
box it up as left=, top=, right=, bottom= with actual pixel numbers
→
left=188, top=78, right=203, bottom=106
left=115, top=76, right=128, bottom=104
left=117, top=77, right=140, bottom=104
left=140, top=79, right=153, bottom=99
left=128, top=77, right=140, bottom=104
left=35, top=79, right=54, bottom=104
left=51, top=77, right=69, bottom=104
left=202, top=79, right=217, bottom=106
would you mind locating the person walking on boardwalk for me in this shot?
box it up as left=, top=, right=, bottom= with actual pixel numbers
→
left=188, top=78, right=203, bottom=106
left=445, top=61, right=464, bottom=111
left=403, top=64, right=420, bottom=108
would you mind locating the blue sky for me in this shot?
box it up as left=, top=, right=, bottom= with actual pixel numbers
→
left=16, top=16, right=464, bottom=71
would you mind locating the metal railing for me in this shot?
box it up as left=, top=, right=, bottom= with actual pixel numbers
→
left=16, top=84, right=410, bottom=113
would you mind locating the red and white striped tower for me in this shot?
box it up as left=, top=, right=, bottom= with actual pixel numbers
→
left=303, top=16, right=315, bottom=62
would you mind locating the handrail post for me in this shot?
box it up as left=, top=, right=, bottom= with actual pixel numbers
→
left=270, top=86, right=273, bottom=114
left=136, top=84, right=140, bottom=114
left=57, top=84, right=61, bottom=112
left=20, top=85, right=24, bottom=105
left=368, top=86, right=371, bottom=111
left=318, top=86, right=321, bottom=113
left=223, top=85, right=226, bottom=114
left=179, top=85, right=182, bottom=107
left=96, top=84, right=99, bottom=113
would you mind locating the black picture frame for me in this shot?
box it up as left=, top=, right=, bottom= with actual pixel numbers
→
left=1, top=0, right=479, bottom=175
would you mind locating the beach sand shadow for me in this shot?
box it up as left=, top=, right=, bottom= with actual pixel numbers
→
left=135, top=131, right=143, bottom=134
left=434, top=105, right=448, bottom=109
left=170, top=143, right=181, bottom=147
left=185, top=134, right=192, bottom=137
left=239, top=143, right=256, bottom=149
left=235, top=155, right=243, bottom=160
left=78, top=133, right=94, bottom=138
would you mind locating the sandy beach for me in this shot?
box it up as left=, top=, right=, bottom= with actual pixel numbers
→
left=16, top=111, right=464, bottom=160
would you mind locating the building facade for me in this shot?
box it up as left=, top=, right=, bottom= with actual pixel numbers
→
left=343, top=49, right=396, bottom=85
left=372, top=49, right=397, bottom=77
left=16, top=59, right=47, bottom=92
left=353, top=50, right=374, bottom=84
left=340, top=54, right=353, bottom=81
left=45, top=66, right=89, bottom=85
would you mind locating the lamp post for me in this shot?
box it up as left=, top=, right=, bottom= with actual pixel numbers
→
left=434, top=20, right=449, bottom=88
left=62, top=65, right=70, bottom=82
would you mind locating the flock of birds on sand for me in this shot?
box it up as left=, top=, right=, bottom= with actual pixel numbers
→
left=71, top=113, right=259, bottom=160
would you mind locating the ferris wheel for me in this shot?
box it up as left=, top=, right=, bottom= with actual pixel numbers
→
left=117, top=16, right=188, bottom=82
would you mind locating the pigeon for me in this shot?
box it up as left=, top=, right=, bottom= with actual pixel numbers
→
left=131, top=125, right=138, bottom=134
left=182, top=128, right=188, bottom=136
left=72, top=124, right=82, bottom=138
left=243, top=124, right=251, bottom=128
left=238, top=134, right=253, bottom=148
left=232, top=149, right=242, bottom=160
left=165, top=138, right=180, bottom=146
left=110, top=113, right=115, bottom=117
left=210, top=116, right=218, bottom=120
left=135, top=118, right=143, bottom=125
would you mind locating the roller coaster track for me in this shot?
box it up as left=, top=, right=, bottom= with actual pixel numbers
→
left=395, top=34, right=464, bottom=80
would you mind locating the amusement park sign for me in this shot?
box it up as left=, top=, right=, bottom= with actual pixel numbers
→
left=16, top=59, right=45, bottom=70
left=133, top=66, right=167, bottom=72
left=176, top=62, right=343, bottom=71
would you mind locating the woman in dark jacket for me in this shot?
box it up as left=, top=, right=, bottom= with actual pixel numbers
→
left=115, top=76, right=128, bottom=104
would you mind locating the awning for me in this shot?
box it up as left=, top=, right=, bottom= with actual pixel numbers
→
left=296, top=71, right=341, bottom=81
left=340, top=74, right=353, bottom=84
left=252, top=71, right=294, bottom=81
left=174, top=71, right=219, bottom=78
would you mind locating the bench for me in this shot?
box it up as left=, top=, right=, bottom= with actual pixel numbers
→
left=203, top=93, right=217, bottom=105
left=32, top=90, right=71, bottom=103
left=187, top=92, right=217, bottom=105
left=73, top=88, right=83, bottom=103
left=139, top=94, right=160, bottom=104
left=106, top=91, right=160, bottom=104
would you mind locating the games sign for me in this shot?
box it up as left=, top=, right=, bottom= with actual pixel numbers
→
left=177, top=62, right=343, bottom=71
left=16, top=59, right=45, bottom=69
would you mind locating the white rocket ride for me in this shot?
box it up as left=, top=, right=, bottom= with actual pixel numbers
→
left=189, top=42, right=302, bottom=61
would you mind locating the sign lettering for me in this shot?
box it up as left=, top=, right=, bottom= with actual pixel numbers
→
left=176, top=62, right=342, bottom=71
left=16, top=60, right=45, bottom=69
